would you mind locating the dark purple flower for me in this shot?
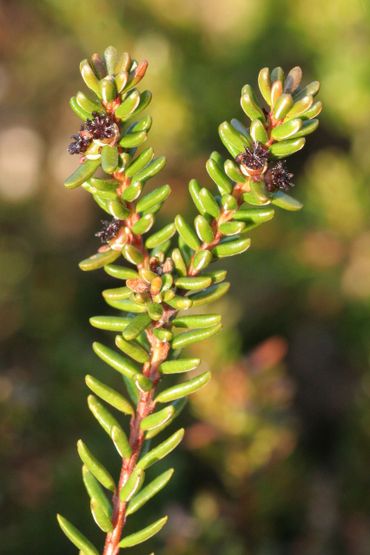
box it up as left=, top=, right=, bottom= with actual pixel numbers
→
left=236, top=142, right=269, bottom=171
left=95, top=218, right=122, bottom=244
left=265, top=161, right=294, bottom=192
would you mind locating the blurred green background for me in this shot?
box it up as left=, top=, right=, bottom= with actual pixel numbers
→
left=1, top=0, right=370, bottom=553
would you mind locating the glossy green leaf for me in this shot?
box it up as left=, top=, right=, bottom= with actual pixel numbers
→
left=199, top=188, right=220, bottom=218
left=120, top=468, right=145, bottom=502
left=125, top=147, right=154, bottom=178
left=132, top=214, right=154, bottom=235
left=240, top=84, right=266, bottom=121
left=129, top=90, right=152, bottom=119
left=107, top=198, right=130, bottom=219
left=90, top=497, right=113, bottom=532
left=103, top=45, right=118, bottom=74
left=153, top=328, right=172, bottom=342
left=175, top=215, right=200, bottom=250
left=190, top=281, right=230, bottom=307
left=172, top=324, right=221, bottom=349
left=64, top=159, right=101, bottom=189
left=206, top=156, right=233, bottom=195
left=192, top=249, right=213, bottom=273
left=137, top=184, right=171, bottom=213
left=223, top=159, right=243, bottom=183
left=104, top=265, right=139, bottom=280
left=289, top=118, right=319, bottom=138
left=194, top=215, right=214, bottom=243
left=250, top=119, right=269, bottom=143
left=80, top=59, right=101, bottom=97
left=271, top=118, right=303, bottom=141
left=233, top=207, right=275, bottom=223
left=101, top=145, right=119, bottom=174
left=76, top=440, right=115, bottom=491
left=89, top=177, right=117, bottom=192
left=122, top=244, right=144, bottom=265
left=271, top=190, right=303, bottom=211
left=76, top=91, right=101, bottom=113
left=93, top=341, right=141, bottom=380
left=272, top=93, right=294, bottom=120
left=82, top=466, right=112, bottom=518
left=156, top=371, right=211, bottom=403
left=258, top=67, right=272, bottom=105
left=115, top=51, right=131, bottom=73
left=115, top=89, right=140, bottom=120
left=175, top=276, right=212, bottom=291
left=165, top=295, right=192, bottom=310
left=173, top=313, right=221, bottom=329
left=219, top=221, right=245, bottom=235
left=206, top=269, right=227, bottom=283
left=293, top=80, right=320, bottom=100
left=269, top=138, right=305, bottom=158
left=137, top=429, right=184, bottom=470
left=102, top=286, right=132, bottom=301
left=70, top=96, right=91, bottom=120
left=188, top=179, right=207, bottom=215
left=127, top=469, right=174, bottom=516
left=115, top=72, right=128, bottom=94
left=171, top=248, right=187, bottom=276
left=146, top=398, right=187, bottom=439
left=87, top=395, right=132, bottom=458
left=141, top=406, right=175, bottom=431
left=122, top=313, right=151, bottom=341
left=160, top=358, right=200, bottom=374
left=90, top=315, right=130, bottom=331
left=105, top=298, right=147, bottom=313
left=121, top=181, right=142, bottom=202
left=100, top=76, right=117, bottom=103
left=147, top=302, right=164, bottom=321
left=115, top=335, right=149, bottom=364
left=213, top=237, right=251, bottom=258
left=285, top=95, right=313, bottom=120
left=57, top=514, right=99, bottom=555
left=145, top=223, right=176, bottom=249
left=131, top=156, right=166, bottom=183
left=79, top=250, right=120, bottom=271
left=302, top=100, right=322, bottom=120
left=119, top=516, right=168, bottom=548
left=85, top=375, right=134, bottom=415
left=219, top=121, right=249, bottom=158
left=120, top=131, right=147, bottom=148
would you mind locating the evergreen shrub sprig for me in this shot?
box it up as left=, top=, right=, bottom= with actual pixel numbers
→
left=57, top=46, right=322, bottom=554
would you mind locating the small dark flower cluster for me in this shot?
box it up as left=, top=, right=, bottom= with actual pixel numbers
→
left=68, top=112, right=116, bottom=155
left=95, top=218, right=122, bottom=244
left=236, top=142, right=294, bottom=192
left=236, top=142, right=269, bottom=170
left=265, top=161, right=294, bottom=192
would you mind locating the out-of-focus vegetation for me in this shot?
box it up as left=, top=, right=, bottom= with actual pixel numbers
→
left=0, top=1, right=369, bottom=553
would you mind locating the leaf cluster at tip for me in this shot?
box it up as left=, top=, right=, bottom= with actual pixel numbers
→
left=57, top=47, right=322, bottom=554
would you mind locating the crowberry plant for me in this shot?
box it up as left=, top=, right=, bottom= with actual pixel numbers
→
left=57, top=46, right=322, bottom=555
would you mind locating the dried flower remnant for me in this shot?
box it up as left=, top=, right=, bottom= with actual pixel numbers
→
left=265, top=161, right=294, bottom=192
left=236, top=142, right=269, bottom=176
left=68, top=112, right=117, bottom=154
left=85, top=112, right=118, bottom=141
left=67, top=131, right=91, bottom=155
left=95, top=218, right=122, bottom=244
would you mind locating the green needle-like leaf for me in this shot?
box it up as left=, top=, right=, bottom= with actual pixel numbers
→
left=119, top=516, right=168, bottom=548
left=127, top=468, right=174, bottom=516
left=57, top=514, right=99, bottom=555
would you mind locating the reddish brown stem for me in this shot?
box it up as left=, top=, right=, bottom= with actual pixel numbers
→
left=102, top=387, right=156, bottom=555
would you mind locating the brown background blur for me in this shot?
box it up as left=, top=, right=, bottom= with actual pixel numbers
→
left=1, top=1, right=370, bottom=554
